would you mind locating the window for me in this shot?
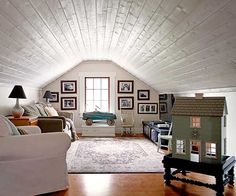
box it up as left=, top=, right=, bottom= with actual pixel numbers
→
left=176, top=140, right=185, bottom=154
left=191, top=117, right=201, bottom=128
left=205, top=142, right=216, bottom=158
left=85, top=77, right=110, bottom=112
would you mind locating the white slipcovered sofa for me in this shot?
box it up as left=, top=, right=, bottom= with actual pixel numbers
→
left=0, top=116, right=71, bottom=196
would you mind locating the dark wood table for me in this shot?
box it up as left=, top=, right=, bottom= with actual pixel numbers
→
left=162, top=154, right=235, bottom=196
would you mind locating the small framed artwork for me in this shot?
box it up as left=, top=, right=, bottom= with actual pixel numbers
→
left=117, top=80, right=134, bottom=94
left=61, top=97, right=77, bottom=110
left=138, top=103, right=158, bottom=114
left=160, top=102, right=167, bottom=113
left=118, top=97, right=134, bottom=110
left=159, top=94, right=167, bottom=100
left=137, top=90, right=150, bottom=100
left=50, top=92, right=59, bottom=103
left=61, top=80, right=77, bottom=94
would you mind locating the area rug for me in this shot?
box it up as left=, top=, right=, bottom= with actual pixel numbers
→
left=66, top=137, right=164, bottom=173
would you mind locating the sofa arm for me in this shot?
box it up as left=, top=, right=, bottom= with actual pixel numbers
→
left=0, top=132, right=71, bottom=161
left=38, top=116, right=66, bottom=129
left=37, top=118, right=63, bottom=133
left=16, top=125, right=41, bottom=134
left=58, top=111, right=74, bottom=121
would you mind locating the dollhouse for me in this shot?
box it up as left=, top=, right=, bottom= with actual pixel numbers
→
left=171, top=94, right=227, bottom=164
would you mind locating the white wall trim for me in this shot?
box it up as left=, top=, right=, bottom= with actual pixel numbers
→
left=79, top=72, right=116, bottom=115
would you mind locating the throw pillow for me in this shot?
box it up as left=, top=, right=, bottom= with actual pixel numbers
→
left=35, top=103, right=48, bottom=116
left=157, top=123, right=170, bottom=129
left=22, top=104, right=41, bottom=116
left=44, top=106, right=59, bottom=117
left=0, top=115, right=20, bottom=136
left=17, top=128, right=28, bottom=135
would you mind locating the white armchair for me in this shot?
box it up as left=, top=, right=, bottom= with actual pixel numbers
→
left=0, top=126, right=71, bottom=196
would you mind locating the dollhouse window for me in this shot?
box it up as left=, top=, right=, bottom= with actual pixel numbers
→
left=176, top=140, right=185, bottom=154
left=190, top=117, right=201, bottom=128
left=205, top=142, right=216, bottom=158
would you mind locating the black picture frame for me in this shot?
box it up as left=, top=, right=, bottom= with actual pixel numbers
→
left=118, top=97, right=134, bottom=110
left=50, top=92, right=59, bottom=103
left=61, top=80, right=77, bottom=94
left=160, top=102, right=167, bottom=113
left=117, top=80, right=134, bottom=94
left=138, top=103, right=158, bottom=114
left=61, top=97, right=77, bottom=110
left=137, top=90, right=150, bottom=100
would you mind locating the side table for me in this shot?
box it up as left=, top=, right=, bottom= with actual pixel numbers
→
left=8, top=116, right=38, bottom=126
left=162, top=153, right=235, bottom=196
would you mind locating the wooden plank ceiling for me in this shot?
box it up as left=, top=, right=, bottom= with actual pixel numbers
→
left=0, top=0, right=235, bottom=93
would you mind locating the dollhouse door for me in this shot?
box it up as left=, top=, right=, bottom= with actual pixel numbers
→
left=190, top=140, right=201, bottom=162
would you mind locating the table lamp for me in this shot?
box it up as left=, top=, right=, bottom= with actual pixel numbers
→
left=43, top=90, right=53, bottom=103
left=8, top=85, right=27, bottom=118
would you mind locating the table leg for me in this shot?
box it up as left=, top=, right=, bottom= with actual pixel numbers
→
left=215, top=173, right=224, bottom=196
left=164, top=167, right=171, bottom=185
left=228, top=166, right=234, bottom=186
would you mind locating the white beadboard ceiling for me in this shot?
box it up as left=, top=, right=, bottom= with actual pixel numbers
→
left=0, top=0, right=236, bottom=93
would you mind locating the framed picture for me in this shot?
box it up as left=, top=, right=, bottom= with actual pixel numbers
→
left=118, top=97, right=134, bottom=110
left=61, top=80, right=77, bottom=94
left=50, top=92, right=59, bottom=103
left=160, top=102, right=167, bottom=113
left=61, top=97, right=77, bottom=110
left=159, top=94, right=167, bottom=100
left=117, top=80, right=134, bottom=93
left=137, top=90, right=150, bottom=100
left=138, top=103, right=158, bottom=114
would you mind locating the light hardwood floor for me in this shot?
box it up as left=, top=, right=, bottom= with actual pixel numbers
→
left=46, top=173, right=235, bottom=196
left=46, top=135, right=235, bottom=196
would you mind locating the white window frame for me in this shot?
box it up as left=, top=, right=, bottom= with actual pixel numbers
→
left=79, top=72, right=116, bottom=115
left=176, top=139, right=186, bottom=154
left=85, top=77, right=110, bottom=112
left=205, top=142, right=217, bottom=159
left=190, top=116, right=201, bottom=128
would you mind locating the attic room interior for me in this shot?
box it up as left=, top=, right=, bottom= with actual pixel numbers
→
left=0, top=0, right=236, bottom=195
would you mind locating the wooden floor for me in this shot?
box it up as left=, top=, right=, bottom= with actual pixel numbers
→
left=46, top=135, right=235, bottom=196
left=46, top=173, right=235, bottom=196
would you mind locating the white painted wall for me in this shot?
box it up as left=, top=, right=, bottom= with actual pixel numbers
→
left=205, top=92, right=236, bottom=159
left=43, top=60, right=160, bottom=133
left=0, top=84, right=40, bottom=116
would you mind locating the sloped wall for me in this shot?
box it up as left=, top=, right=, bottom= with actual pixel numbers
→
left=43, top=60, right=160, bottom=133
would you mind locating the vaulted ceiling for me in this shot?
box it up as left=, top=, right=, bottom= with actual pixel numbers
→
left=0, top=0, right=235, bottom=93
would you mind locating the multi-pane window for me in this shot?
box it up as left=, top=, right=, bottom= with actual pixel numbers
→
left=85, top=77, right=109, bottom=112
left=176, top=140, right=185, bottom=154
left=205, top=142, right=216, bottom=158
left=191, top=117, right=201, bottom=128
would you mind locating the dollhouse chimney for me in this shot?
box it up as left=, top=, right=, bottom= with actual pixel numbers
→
left=195, top=93, right=203, bottom=99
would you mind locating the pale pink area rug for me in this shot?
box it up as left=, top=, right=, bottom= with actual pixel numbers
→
left=67, top=137, right=164, bottom=173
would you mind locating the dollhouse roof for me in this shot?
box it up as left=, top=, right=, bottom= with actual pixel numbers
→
left=172, top=97, right=227, bottom=117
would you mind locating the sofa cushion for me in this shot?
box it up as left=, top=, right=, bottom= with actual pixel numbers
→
left=0, top=115, right=20, bottom=136
left=22, top=104, right=41, bottom=116
left=35, top=103, right=48, bottom=117
left=45, top=106, right=59, bottom=117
